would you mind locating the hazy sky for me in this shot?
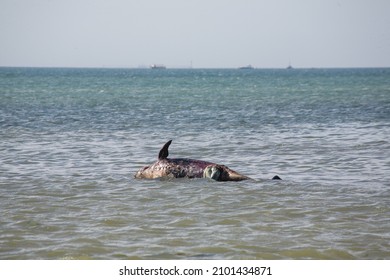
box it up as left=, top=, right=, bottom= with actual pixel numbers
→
left=1, top=0, right=389, bottom=68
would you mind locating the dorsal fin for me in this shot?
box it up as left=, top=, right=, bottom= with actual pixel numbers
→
left=158, top=140, right=172, bottom=160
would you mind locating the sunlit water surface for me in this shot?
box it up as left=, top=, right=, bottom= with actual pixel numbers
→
left=1, top=68, right=389, bottom=259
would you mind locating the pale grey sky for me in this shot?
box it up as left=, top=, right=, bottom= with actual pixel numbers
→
left=1, top=0, right=389, bottom=68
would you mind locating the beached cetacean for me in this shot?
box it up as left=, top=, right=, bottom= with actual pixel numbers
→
left=135, top=140, right=281, bottom=181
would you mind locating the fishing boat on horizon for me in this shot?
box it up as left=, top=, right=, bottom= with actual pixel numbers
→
left=238, top=64, right=254, bottom=70
left=150, top=64, right=166, bottom=69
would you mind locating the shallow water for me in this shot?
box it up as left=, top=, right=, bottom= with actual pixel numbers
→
left=1, top=68, right=390, bottom=259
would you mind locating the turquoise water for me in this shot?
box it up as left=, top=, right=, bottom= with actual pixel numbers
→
left=1, top=67, right=390, bottom=259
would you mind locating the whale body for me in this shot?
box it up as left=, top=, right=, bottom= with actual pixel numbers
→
left=134, top=140, right=251, bottom=181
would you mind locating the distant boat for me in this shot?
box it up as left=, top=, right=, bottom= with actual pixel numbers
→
left=286, top=64, right=293, bottom=70
left=150, top=64, right=166, bottom=69
left=239, top=65, right=254, bottom=70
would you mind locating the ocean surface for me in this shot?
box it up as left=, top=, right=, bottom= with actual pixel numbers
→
left=0, top=67, right=389, bottom=259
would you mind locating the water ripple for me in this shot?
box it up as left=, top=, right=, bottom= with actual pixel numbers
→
left=1, top=68, right=389, bottom=259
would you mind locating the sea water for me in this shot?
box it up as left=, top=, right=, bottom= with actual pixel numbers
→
left=0, top=67, right=389, bottom=259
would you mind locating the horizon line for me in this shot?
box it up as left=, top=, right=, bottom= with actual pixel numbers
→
left=1, top=65, right=390, bottom=70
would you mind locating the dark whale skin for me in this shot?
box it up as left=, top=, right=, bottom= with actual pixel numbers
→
left=134, top=140, right=250, bottom=181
